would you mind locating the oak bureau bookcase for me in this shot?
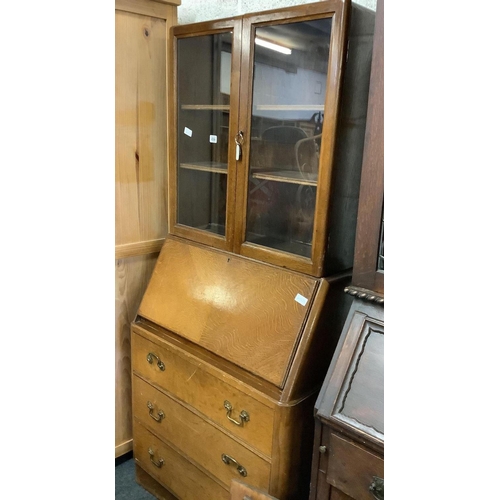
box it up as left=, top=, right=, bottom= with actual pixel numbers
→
left=130, top=1, right=375, bottom=498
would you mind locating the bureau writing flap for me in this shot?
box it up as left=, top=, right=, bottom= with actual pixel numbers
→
left=138, top=237, right=319, bottom=387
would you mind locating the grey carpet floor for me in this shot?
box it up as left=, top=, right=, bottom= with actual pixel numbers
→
left=115, top=457, right=156, bottom=499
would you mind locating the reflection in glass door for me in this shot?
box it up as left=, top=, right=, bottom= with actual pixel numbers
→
left=245, top=18, right=333, bottom=258
left=176, top=32, right=233, bottom=236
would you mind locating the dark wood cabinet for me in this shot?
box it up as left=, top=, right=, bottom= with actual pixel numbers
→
left=310, top=301, right=383, bottom=500
left=309, top=0, right=384, bottom=498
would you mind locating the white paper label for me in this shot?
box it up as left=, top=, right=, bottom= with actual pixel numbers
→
left=295, top=293, right=308, bottom=306
left=209, top=135, right=218, bottom=143
left=184, top=127, right=193, bottom=137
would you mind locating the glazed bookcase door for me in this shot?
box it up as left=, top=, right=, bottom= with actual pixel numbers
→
left=168, top=20, right=242, bottom=251
left=234, top=0, right=349, bottom=276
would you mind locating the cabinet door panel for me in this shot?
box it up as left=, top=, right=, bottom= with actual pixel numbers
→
left=235, top=1, right=350, bottom=276
left=244, top=18, right=333, bottom=258
left=169, top=20, right=242, bottom=250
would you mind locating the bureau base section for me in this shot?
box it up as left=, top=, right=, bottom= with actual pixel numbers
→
left=133, top=422, right=228, bottom=500
left=136, top=464, right=178, bottom=500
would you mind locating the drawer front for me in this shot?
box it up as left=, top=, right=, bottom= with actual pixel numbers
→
left=132, top=330, right=274, bottom=456
left=133, top=375, right=272, bottom=491
left=326, top=432, right=383, bottom=500
left=133, top=421, right=227, bottom=500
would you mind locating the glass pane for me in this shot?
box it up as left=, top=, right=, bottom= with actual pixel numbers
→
left=245, top=18, right=332, bottom=258
left=177, top=32, right=233, bottom=236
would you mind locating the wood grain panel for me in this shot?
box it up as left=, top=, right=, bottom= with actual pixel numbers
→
left=115, top=253, right=158, bottom=456
left=351, top=0, right=384, bottom=294
left=333, top=324, right=384, bottom=435
left=326, top=433, right=383, bottom=500
left=134, top=421, right=228, bottom=500
left=116, top=0, right=180, bottom=19
left=115, top=238, right=165, bottom=259
left=269, top=396, right=316, bottom=500
left=132, top=332, right=275, bottom=456
left=115, top=10, right=168, bottom=246
left=133, top=377, right=272, bottom=490
left=136, top=465, right=178, bottom=500
left=138, top=238, right=319, bottom=387
left=133, top=322, right=279, bottom=404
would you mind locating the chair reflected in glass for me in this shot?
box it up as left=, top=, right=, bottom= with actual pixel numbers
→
left=260, top=125, right=320, bottom=176
left=246, top=124, right=321, bottom=256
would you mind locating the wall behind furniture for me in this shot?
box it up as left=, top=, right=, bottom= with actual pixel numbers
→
left=178, top=0, right=376, bottom=24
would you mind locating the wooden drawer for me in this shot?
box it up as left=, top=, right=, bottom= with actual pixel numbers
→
left=133, top=375, right=272, bottom=491
left=326, top=433, right=383, bottom=500
left=133, top=421, right=228, bottom=500
left=132, top=330, right=275, bottom=456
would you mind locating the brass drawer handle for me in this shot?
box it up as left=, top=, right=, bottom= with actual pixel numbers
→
left=147, top=401, right=165, bottom=422
left=369, top=476, right=384, bottom=500
left=221, top=453, right=247, bottom=477
left=148, top=447, right=164, bottom=468
left=224, top=400, right=250, bottom=426
left=147, top=352, right=165, bottom=371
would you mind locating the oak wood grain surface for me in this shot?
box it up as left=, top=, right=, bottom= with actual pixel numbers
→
left=133, top=321, right=280, bottom=404
left=134, top=421, right=228, bottom=500
left=132, top=334, right=275, bottom=457
left=133, top=376, right=272, bottom=490
left=136, top=465, right=178, bottom=500
left=138, top=238, right=318, bottom=387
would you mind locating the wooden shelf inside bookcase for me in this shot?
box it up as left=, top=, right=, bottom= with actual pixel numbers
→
left=181, top=104, right=230, bottom=111
left=252, top=170, right=318, bottom=186
left=179, top=162, right=228, bottom=174
left=254, top=104, right=325, bottom=111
